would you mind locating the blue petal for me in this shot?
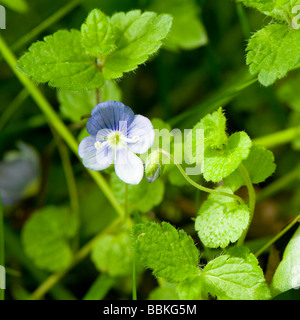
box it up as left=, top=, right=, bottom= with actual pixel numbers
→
left=79, top=136, right=113, bottom=171
left=114, top=147, right=144, bottom=185
left=126, top=115, right=155, bottom=154
left=87, top=101, right=135, bottom=135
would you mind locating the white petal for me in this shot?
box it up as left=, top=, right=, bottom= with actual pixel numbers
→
left=114, top=148, right=144, bottom=185
left=126, top=115, right=155, bottom=154
left=79, top=136, right=113, bottom=171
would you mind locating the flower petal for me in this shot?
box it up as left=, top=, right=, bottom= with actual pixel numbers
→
left=87, top=101, right=135, bottom=135
left=79, top=136, right=113, bottom=171
left=126, top=115, right=155, bottom=154
left=114, top=147, right=144, bottom=185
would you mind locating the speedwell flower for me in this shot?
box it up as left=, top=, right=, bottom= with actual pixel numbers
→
left=79, top=101, right=155, bottom=185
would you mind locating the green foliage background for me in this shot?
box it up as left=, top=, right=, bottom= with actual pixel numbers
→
left=0, top=0, right=300, bottom=300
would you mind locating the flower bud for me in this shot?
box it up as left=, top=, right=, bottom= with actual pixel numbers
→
left=145, top=150, right=164, bottom=183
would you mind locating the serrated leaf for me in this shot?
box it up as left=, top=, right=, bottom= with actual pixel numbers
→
left=21, top=206, right=78, bottom=272
left=271, top=226, right=300, bottom=297
left=236, top=0, right=300, bottom=23
left=102, top=10, right=173, bottom=79
left=202, top=246, right=271, bottom=300
left=224, top=145, right=276, bottom=191
left=133, top=222, right=200, bottom=282
left=203, top=131, right=252, bottom=182
left=110, top=173, right=164, bottom=213
left=58, top=80, right=122, bottom=122
left=81, top=9, right=116, bottom=57
left=16, top=30, right=104, bottom=90
left=195, top=187, right=250, bottom=248
left=148, top=0, right=208, bottom=50
left=246, top=24, right=300, bottom=86
left=91, top=231, right=134, bottom=277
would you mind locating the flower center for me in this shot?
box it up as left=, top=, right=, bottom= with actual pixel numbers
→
left=94, top=131, right=141, bottom=150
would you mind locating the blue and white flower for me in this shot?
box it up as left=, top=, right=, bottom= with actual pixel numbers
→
left=79, top=101, right=155, bottom=185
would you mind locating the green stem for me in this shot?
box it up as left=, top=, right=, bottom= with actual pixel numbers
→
left=237, top=164, right=256, bottom=246
left=83, top=273, right=115, bottom=300
left=124, top=183, right=129, bottom=220
left=0, top=34, right=124, bottom=219
left=168, top=74, right=256, bottom=127
left=257, top=166, right=300, bottom=202
left=236, top=3, right=251, bottom=39
left=158, top=149, right=245, bottom=205
left=255, top=214, right=300, bottom=257
left=10, top=0, right=80, bottom=53
left=0, top=89, right=29, bottom=130
left=0, top=191, right=4, bottom=300
left=4, top=224, right=75, bottom=300
left=30, top=217, right=123, bottom=300
left=53, top=130, right=79, bottom=216
left=253, top=126, right=300, bottom=149
left=132, top=250, right=137, bottom=301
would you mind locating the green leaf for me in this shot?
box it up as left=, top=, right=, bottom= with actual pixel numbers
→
left=110, top=173, right=164, bottom=213
left=91, top=231, right=134, bottom=277
left=271, top=226, right=300, bottom=297
left=148, top=0, right=208, bottom=50
left=21, top=206, right=78, bottom=272
left=224, top=145, right=276, bottom=191
left=203, top=131, right=252, bottom=182
left=195, top=187, right=250, bottom=248
left=58, top=80, right=122, bottom=122
left=148, top=281, right=179, bottom=300
left=202, top=246, right=271, bottom=300
left=189, top=107, right=227, bottom=154
left=102, top=10, right=173, bottom=79
left=246, top=24, right=300, bottom=86
left=176, top=276, right=204, bottom=300
left=133, top=222, right=200, bottom=282
left=236, top=0, right=300, bottom=23
left=81, top=9, right=116, bottom=57
left=16, top=30, right=104, bottom=90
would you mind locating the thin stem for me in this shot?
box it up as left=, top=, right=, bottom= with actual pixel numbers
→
left=11, top=0, right=80, bottom=53
left=132, top=250, right=137, bottom=301
left=0, top=34, right=124, bottom=219
left=83, top=274, right=115, bottom=300
left=30, top=217, right=123, bottom=300
left=95, top=88, right=101, bottom=104
left=257, top=166, right=300, bottom=203
left=253, top=125, right=300, bottom=149
left=158, top=149, right=245, bottom=205
left=0, top=89, right=29, bottom=130
left=124, top=183, right=128, bottom=220
left=52, top=130, right=79, bottom=216
left=0, top=190, right=4, bottom=300
left=237, top=164, right=256, bottom=246
left=4, top=223, right=75, bottom=300
left=236, top=3, right=251, bottom=39
left=255, top=214, right=300, bottom=257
